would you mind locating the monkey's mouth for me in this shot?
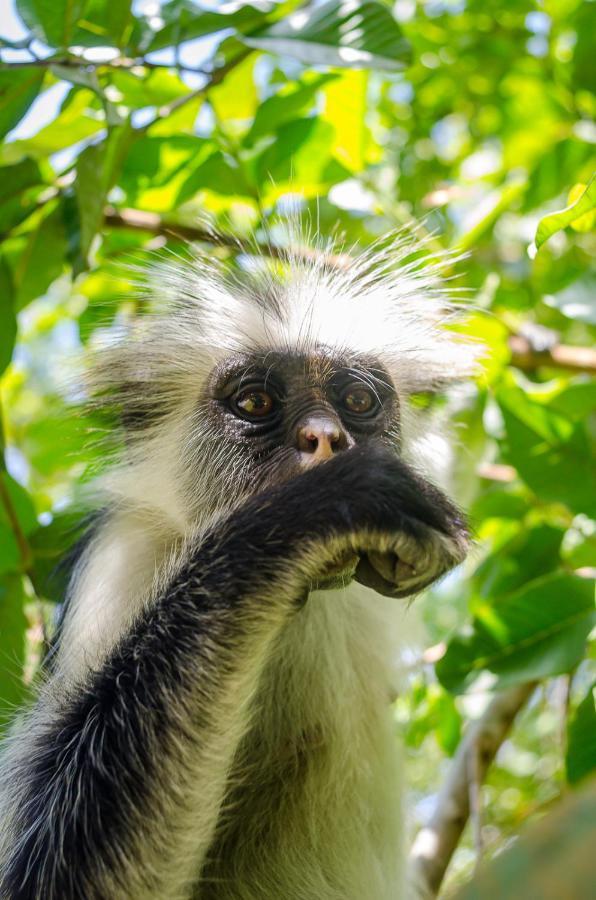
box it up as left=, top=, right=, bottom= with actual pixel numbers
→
left=312, top=550, right=424, bottom=596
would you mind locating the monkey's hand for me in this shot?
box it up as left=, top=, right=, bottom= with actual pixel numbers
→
left=213, top=445, right=469, bottom=601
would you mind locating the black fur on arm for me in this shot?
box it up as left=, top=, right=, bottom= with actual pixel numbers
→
left=0, top=445, right=467, bottom=900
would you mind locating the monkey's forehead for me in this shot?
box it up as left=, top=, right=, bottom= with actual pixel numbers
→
left=208, top=350, right=390, bottom=392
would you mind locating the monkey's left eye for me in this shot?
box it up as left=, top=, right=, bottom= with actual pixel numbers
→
left=341, top=387, right=377, bottom=416
left=233, top=388, right=275, bottom=419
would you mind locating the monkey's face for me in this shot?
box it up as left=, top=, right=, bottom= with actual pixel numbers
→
left=192, top=348, right=400, bottom=590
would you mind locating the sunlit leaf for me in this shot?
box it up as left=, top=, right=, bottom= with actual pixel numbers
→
left=436, top=572, right=596, bottom=693
left=533, top=175, right=596, bottom=252
left=245, top=0, right=411, bottom=71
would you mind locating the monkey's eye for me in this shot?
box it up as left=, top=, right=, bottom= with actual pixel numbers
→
left=233, top=388, right=275, bottom=419
left=341, top=387, right=377, bottom=416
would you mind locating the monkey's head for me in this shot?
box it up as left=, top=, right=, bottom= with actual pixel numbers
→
left=91, top=229, right=477, bottom=591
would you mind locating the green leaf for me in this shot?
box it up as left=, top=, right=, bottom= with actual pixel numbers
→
left=0, top=158, right=45, bottom=236
left=0, top=255, right=16, bottom=376
left=29, top=511, right=87, bottom=601
left=0, top=472, right=38, bottom=537
left=452, top=781, right=596, bottom=900
left=75, top=121, right=135, bottom=269
left=533, top=175, right=596, bottom=252
left=17, top=0, right=89, bottom=48
left=71, top=0, right=133, bottom=48
left=9, top=202, right=67, bottom=310
left=567, top=682, right=596, bottom=785
left=245, top=1, right=412, bottom=71
left=1, top=88, right=104, bottom=162
left=245, top=73, right=335, bottom=144
left=0, top=575, right=28, bottom=727
left=543, top=275, right=596, bottom=325
left=497, top=383, right=596, bottom=518
left=0, top=67, right=45, bottom=140
left=436, top=572, right=596, bottom=693
left=140, top=0, right=272, bottom=53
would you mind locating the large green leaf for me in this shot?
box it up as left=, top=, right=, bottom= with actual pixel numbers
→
left=497, top=383, right=596, bottom=518
left=245, top=1, right=412, bottom=71
left=245, top=73, right=335, bottom=144
left=17, top=0, right=89, bottom=48
left=8, top=202, right=67, bottom=310
left=139, top=0, right=273, bottom=53
left=0, top=575, right=28, bottom=727
left=567, top=682, right=596, bottom=785
left=436, top=572, right=596, bottom=693
left=75, top=121, right=135, bottom=269
left=71, top=0, right=133, bottom=48
left=0, top=68, right=45, bottom=140
left=0, top=256, right=16, bottom=376
left=0, top=158, right=44, bottom=236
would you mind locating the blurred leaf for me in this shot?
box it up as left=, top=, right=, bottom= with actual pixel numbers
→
left=0, top=67, right=45, bottom=140
left=436, top=572, right=596, bottom=693
left=322, top=69, right=369, bottom=171
left=534, top=175, right=596, bottom=251
left=567, top=683, right=596, bottom=785
left=246, top=73, right=334, bottom=144
left=473, top=523, right=564, bottom=601
left=0, top=575, right=28, bottom=728
left=497, top=383, right=596, bottom=518
left=453, top=781, right=596, bottom=900
left=0, top=473, right=38, bottom=537
left=139, top=0, right=272, bottom=53
left=543, top=275, right=596, bottom=325
left=1, top=88, right=104, bottom=163
left=71, top=0, right=133, bottom=48
left=74, top=120, right=135, bottom=269
left=17, top=0, right=88, bottom=48
left=210, top=54, right=259, bottom=125
left=245, top=0, right=411, bottom=71
left=0, top=158, right=45, bottom=236
left=29, top=511, right=87, bottom=601
left=0, top=256, right=16, bottom=376
left=9, top=202, right=67, bottom=310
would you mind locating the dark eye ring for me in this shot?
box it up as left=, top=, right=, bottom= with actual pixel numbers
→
left=341, top=386, right=378, bottom=416
left=232, top=388, right=275, bottom=419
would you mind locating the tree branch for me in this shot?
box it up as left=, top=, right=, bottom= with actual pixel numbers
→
left=409, top=682, right=537, bottom=899
left=508, top=335, right=596, bottom=375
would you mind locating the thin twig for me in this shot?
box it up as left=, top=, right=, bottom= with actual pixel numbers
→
left=409, top=682, right=537, bottom=899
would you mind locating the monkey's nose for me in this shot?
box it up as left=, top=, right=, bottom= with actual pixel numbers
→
left=296, top=416, right=351, bottom=466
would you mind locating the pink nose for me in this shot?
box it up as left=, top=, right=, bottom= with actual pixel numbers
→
left=296, top=417, right=351, bottom=466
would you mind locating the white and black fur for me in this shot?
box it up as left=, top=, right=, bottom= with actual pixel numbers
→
left=0, top=231, right=475, bottom=899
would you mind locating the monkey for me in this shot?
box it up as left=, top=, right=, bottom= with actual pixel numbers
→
left=0, top=230, right=475, bottom=900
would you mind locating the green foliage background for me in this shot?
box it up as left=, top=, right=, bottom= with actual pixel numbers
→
left=0, top=0, right=595, bottom=891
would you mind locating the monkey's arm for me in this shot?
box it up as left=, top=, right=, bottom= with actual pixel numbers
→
left=0, top=447, right=467, bottom=900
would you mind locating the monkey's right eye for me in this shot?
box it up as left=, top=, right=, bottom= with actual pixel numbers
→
left=233, top=388, right=275, bottom=419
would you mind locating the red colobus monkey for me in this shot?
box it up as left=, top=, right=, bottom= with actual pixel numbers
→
left=0, top=231, right=474, bottom=900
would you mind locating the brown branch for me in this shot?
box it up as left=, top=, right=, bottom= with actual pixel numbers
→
left=509, top=335, right=596, bottom=375
left=409, top=682, right=537, bottom=899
